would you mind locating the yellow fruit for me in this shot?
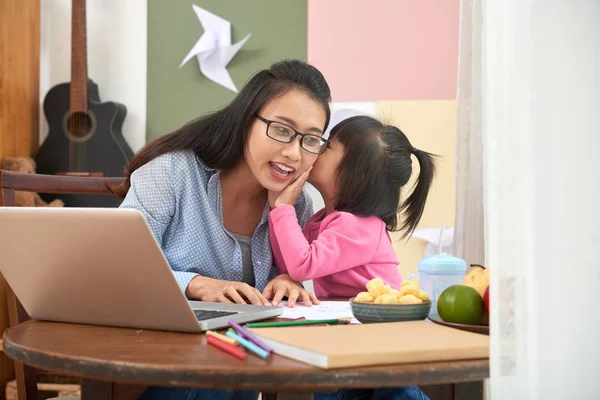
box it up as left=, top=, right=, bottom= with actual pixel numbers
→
left=355, top=292, right=375, bottom=303
left=398, top=294, right=423, bottom=304
left=462, top=265, right=489, bottom=298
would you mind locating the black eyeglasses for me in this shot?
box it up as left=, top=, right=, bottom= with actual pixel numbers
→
left=256, top=115, right=329, bottom=155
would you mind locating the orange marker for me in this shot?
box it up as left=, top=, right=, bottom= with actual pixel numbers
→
left=206, top=330, right=238, bottom=346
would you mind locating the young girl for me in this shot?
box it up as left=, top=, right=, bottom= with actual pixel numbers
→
left=268, top=115, right=437, bottom=298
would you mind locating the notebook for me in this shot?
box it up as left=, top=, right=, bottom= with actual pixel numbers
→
left=248, top=321, right=489, bottom=369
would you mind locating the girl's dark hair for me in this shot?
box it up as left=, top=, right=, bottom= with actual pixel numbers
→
left=111, top=59, right=331, bottom=198
left=330, top=116, right=437, bottom=238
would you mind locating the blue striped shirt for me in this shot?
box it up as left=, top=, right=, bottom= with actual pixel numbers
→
left=119, top=150, right=313, bottom=293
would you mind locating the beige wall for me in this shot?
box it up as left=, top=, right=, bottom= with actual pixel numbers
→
left=375, top=100, right=457, bottom=281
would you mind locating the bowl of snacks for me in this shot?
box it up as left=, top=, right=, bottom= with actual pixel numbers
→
left=350, top=278, right=431, bottom=323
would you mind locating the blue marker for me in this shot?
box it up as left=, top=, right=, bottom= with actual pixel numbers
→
left=225, top=330, right=269, bottom=359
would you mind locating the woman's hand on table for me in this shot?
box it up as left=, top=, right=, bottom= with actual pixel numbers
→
left=262, top=274, right=320, bottom=307
left=186, top=276, right=271, bottom=306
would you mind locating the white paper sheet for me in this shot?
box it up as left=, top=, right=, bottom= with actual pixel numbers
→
left=278, top=301, right=360, bottom=324
left=180, top=5, right=251, bottom=92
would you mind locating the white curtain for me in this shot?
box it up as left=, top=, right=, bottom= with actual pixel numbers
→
left=457, top=0, right=600, bottom=398
left=453, top=0, right=484, bottom=267
left=481, top=1, right=600, bottom=399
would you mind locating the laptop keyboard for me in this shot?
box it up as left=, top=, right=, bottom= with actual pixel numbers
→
left=193, top=309, right=239, bottom=321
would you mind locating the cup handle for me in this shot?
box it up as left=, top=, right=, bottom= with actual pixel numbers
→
left=406, top=272, right=419, bottom=283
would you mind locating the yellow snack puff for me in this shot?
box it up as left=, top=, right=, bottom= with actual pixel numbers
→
left=399, top=285, right=419, bottom=297
left=373, top=295, right=384, bottom=304
left=377, top=293, right=399, bottom=304
left=416, top=290, right=430, bottom=301
left=355, top=292, right=375, bottom=303
left=401, top=280, right=417, bottom=288
left=398, top=294, right=423, bottom=304
left=387, top=288, right=399, bottom=296
left=366, top=278, right=386, bottom=296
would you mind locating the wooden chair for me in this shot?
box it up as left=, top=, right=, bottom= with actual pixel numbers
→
left=0, top=170, right=124, bottom=400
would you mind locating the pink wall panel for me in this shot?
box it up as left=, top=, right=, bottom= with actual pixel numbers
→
left=308, top=0, right=460, bottom=101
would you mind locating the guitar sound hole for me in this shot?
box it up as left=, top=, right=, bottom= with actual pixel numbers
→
left=64, top=111, right=96, bottom=142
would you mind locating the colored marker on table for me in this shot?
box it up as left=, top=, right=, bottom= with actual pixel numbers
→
left=206, top=335, right=246, bottom=360
left=228, top=320, right=272, bottom=353
left=206, top=330, right=238, bottom=346
left=246, top=317, right=351, bottom=328
left=226, top=329, right=269, bottom=359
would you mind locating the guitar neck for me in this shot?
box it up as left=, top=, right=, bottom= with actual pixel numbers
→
left=70, top=0, right=88, bottom=113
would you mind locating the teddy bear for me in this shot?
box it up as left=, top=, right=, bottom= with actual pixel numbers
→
left=0, top=157, right=64, bottom=207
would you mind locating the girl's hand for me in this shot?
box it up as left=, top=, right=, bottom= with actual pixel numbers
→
left=268, top=168, right=311, bottom=209
left=186, top=276, right=271, bottom=306
left=262, top=274, right=320, bottom=307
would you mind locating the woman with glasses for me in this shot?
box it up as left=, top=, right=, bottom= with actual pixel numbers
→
left=112, top=59, right=428, bottom=400
left=113, top=59, right=327, bottom=310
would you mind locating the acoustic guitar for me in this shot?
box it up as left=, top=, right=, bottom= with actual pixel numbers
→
left=35, top=0, right=134, bottom=207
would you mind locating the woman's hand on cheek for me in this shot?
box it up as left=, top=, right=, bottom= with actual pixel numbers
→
left=262, top=274, right=320, bottom=307
left=268, top=168, right=311, bottom=209
left=186, top=276, right=271, bottom=306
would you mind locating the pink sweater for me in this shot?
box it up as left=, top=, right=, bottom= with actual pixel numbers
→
left=269, top=205, right=402, bottom=298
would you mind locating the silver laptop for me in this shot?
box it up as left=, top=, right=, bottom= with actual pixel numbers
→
left=0, top=207, right=282, bottom=332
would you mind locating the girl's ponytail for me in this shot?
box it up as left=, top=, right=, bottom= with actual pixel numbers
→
left=328, top=117, right=437, bottom=239
left=399, top=147, right=437, bottom=238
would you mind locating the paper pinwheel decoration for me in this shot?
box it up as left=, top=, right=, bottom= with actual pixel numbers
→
left=180, top=5, right=251, bottom=92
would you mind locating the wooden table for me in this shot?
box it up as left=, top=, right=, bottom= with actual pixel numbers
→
left=2, top=320, right=488, bottom=400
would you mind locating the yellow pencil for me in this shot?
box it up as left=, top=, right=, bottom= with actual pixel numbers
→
left=206, top=330, right=239, bottom=346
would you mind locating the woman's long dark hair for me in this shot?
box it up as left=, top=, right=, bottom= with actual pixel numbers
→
left=331, top=116, right=437, bottom=238
left=111, top=59, right=331, bottom=198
